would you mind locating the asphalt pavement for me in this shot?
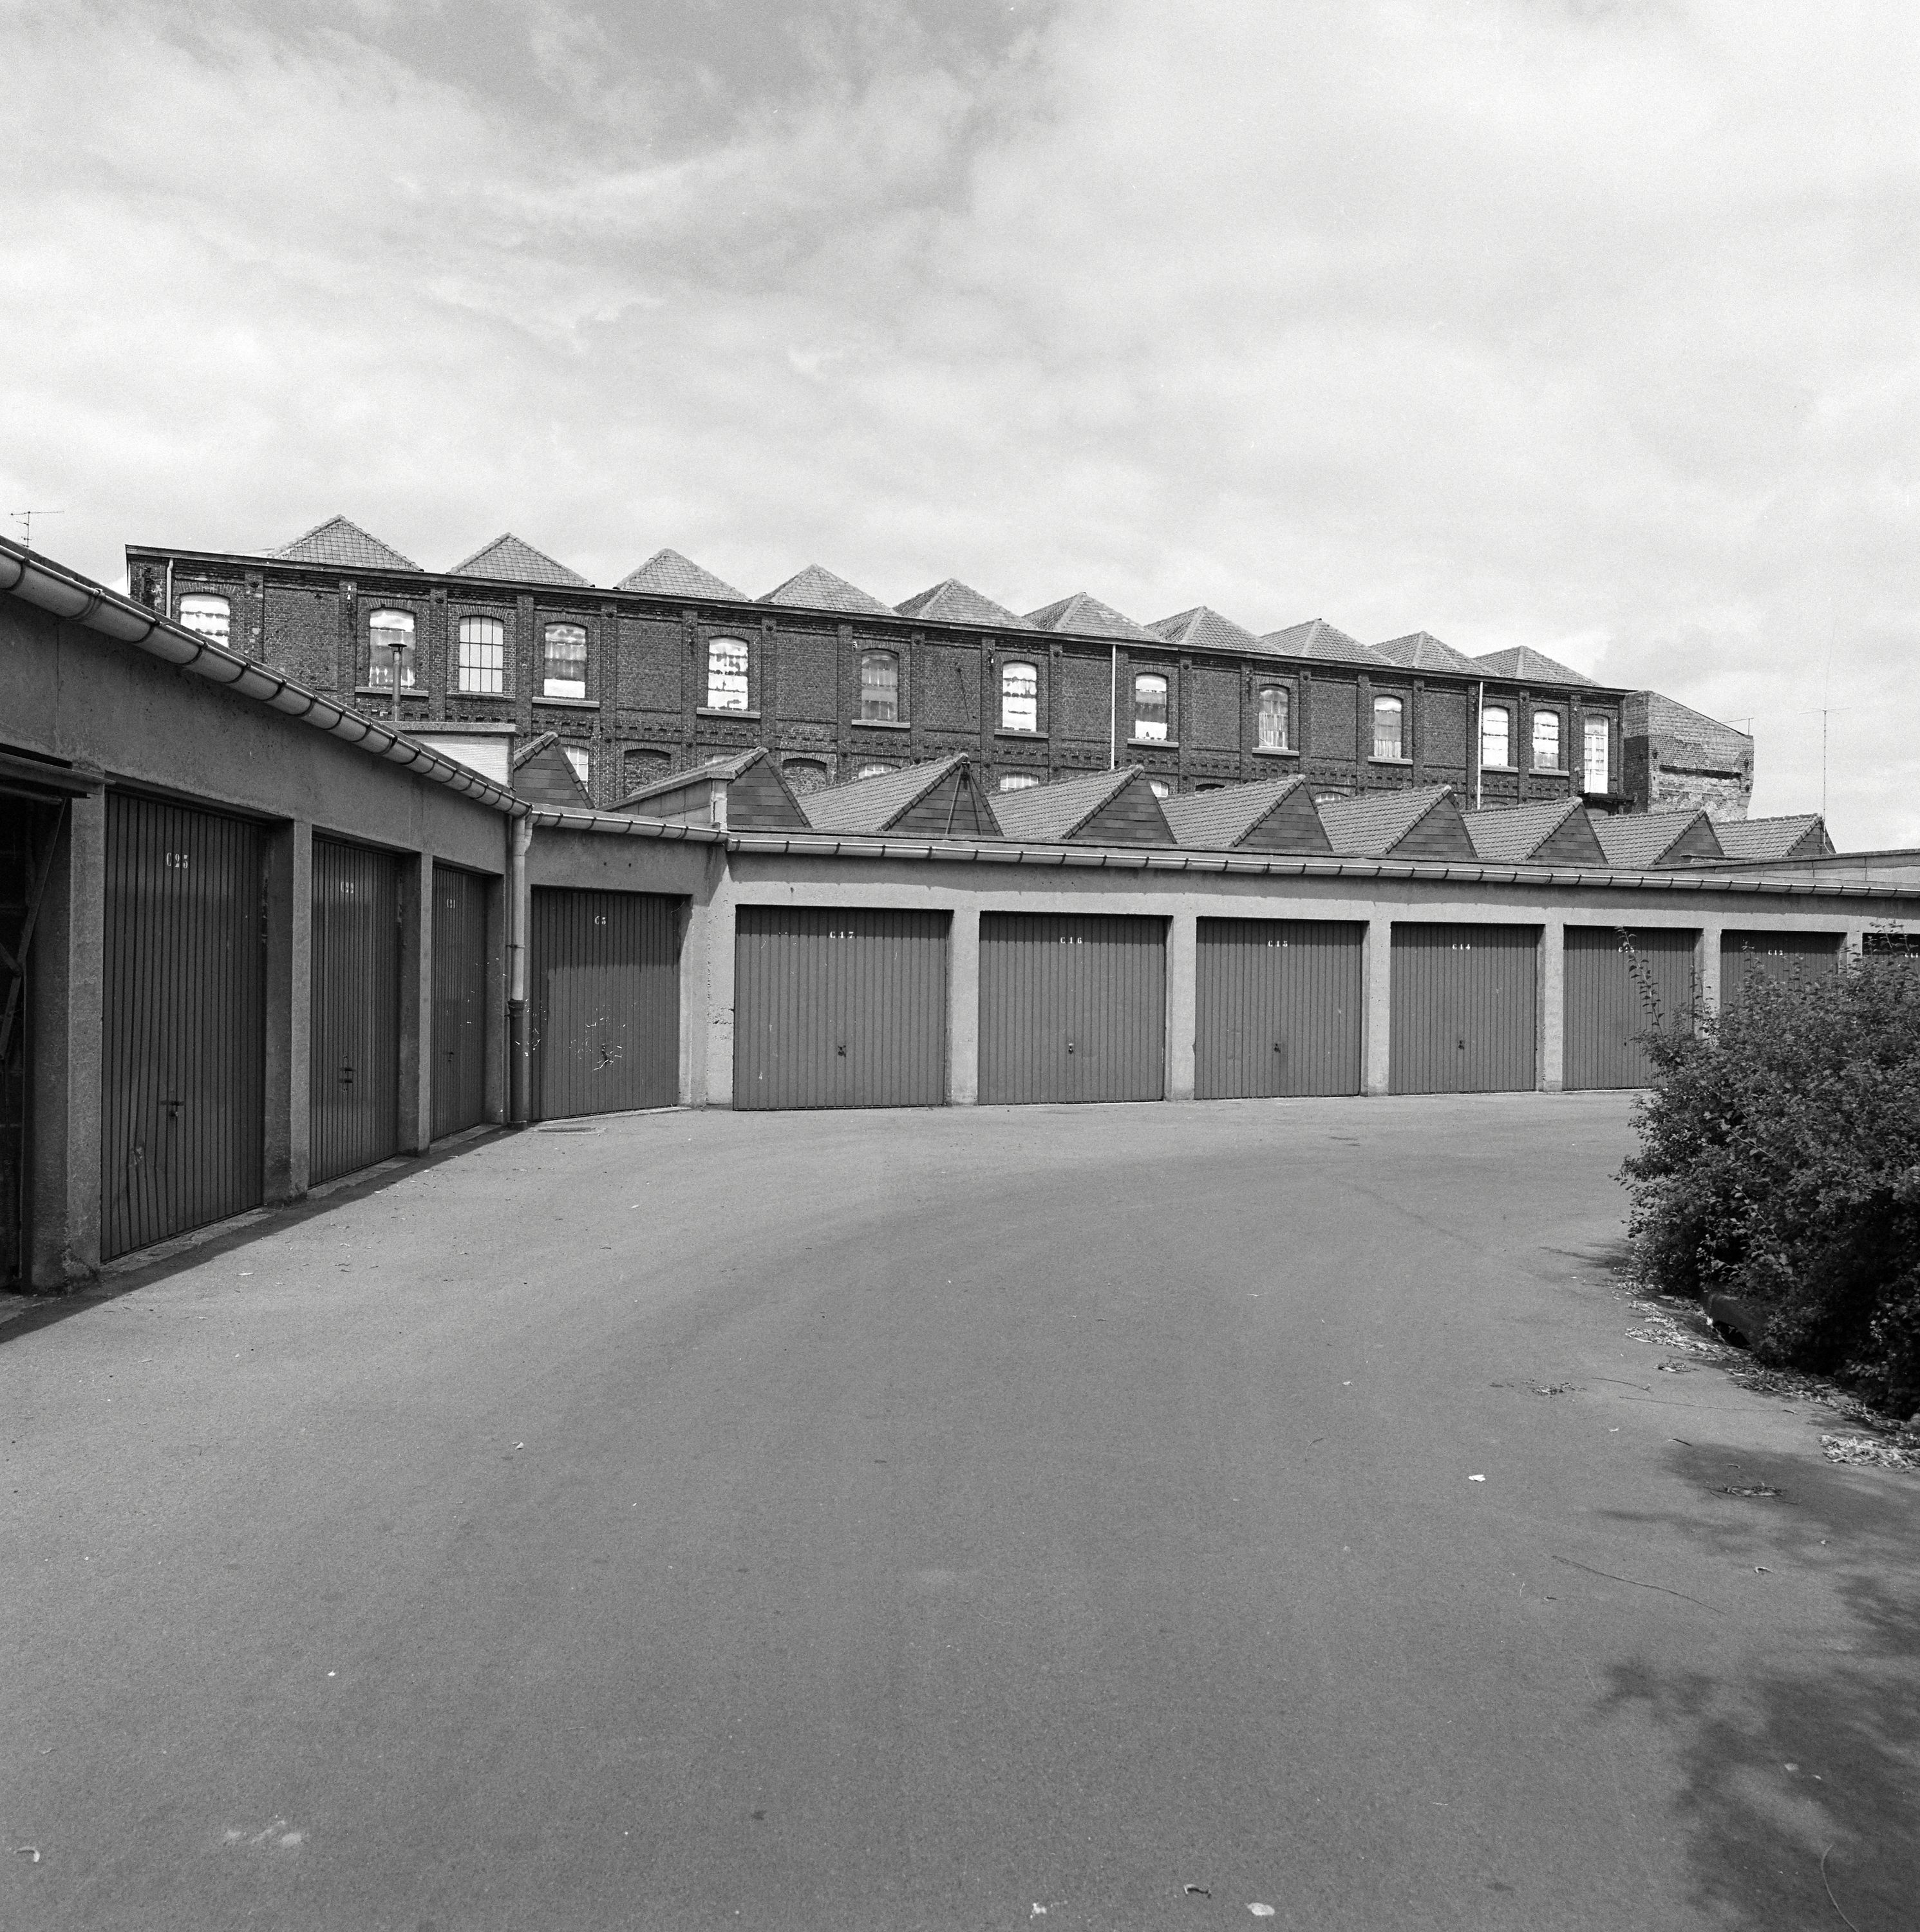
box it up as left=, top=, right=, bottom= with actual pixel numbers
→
left=4, top=1093, right=1916, bottom=1931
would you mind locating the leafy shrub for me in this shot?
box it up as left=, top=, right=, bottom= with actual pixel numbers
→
left=1619, top=944, right=1920, bottom=1417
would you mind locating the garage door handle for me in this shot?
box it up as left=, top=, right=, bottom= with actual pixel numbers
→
left=1066, top=1041, right=1076, bottom=1054
left=836, top=1044, right=846, bottom=1056
left=1272, top=1042, right=1283, bottom=1052
left=1456, top=1037, right=1465, bottom=1050
left=339, top=1065, right=355, bottom=1087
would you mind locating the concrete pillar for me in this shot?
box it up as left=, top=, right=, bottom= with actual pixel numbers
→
left=1537, top=916, right=1565, bottom=1092
left=704, top=884, right=737, bottom=1107
left=1843, top=926, right=1865, bottom=963
left=399, top=849, right=433, bottom=1153
left=1696, top=922, right=1722, bottom=1021
left=1362, top=913, right=1393, bottom=1097
left=263, top=819, right=312, bottom=1202
left=482, top=869, right=507, bottom=1124
left=948, top=904, right=980, bottom=1104
left=29, top=791, right=105, bottom=1288
left=676, top=848, right=723, bottom=1108
left=1166, top=911, right=1197, bottom=1101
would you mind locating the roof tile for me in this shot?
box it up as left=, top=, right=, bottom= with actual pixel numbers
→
left=1160, top=776, right=1314, bottom=849
left=1473, top=645, right=1595, bottom=687
left=452, top=534, right=591, bottom=588
left=1317, top=785, right=1455, bottom=856
left=1024, top=592, right=1158, bottom=643
left=1712, top=814, right=1827, bottom=860
left=1373, top=630, right=1481, bottom=676
left=894, top=579, right=1035, bottom=630
left=614, top=549, right=744, bottom=600
left=1461, top=797, right=1590, bottom=863
left=1259, top=618, right=1395, bottom=668
left=758, top=564, right=896, bottom=618
left=988, top=766, right=1140, bottom=841
left=1147, top=606, right=1263, bottom=654
left=1587, top=809, right=1721, bottom=867
left=802, top=755, right=970, bottom=834
left=270, top=515, right=420, bottom=572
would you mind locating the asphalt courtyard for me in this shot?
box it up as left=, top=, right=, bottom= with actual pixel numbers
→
left=4, top=1094, right=1917, bottom=1932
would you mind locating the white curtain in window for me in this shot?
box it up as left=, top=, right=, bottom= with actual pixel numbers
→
left=1256, top=685, right=1288, bottom=750
left=860, top=652, right=899, bottom=722
left=706, top=637, right=749, bottom=710
left=1133, top=672, right=1169, bottom=742
left=178, top=594, right=230, bottom=646
left=1372, top=696, right=1404, bottom=760
left=1481, top=703, right=1511, bottom=768
left=1001, top=661, right=1039, bottom=732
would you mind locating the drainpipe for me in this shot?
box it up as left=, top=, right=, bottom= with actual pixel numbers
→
left=507, top=813, right=533, bottom=1126
left=1109, top=645, right=1117, bottom=770
left=1474, top=679, right=1484, bottom=811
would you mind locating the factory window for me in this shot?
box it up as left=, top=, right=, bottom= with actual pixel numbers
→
left=1001, top=660, right=1039, bottom=732
left=1256, top=685, right=1289, bottom=750
left=1532, top=710, right=1563, bottom=771
left=178, top=594, right=231, bottom=645
left=562, top=746, right=589, bottom=788
left=542, top=623, right=587, bottom=699
left=1371, top=695, right=1404, bottom=761
left=856, top=762, right=896, bottom=779
left=1583, top=715, right=1610, bottom=794
left=368, top=609, right=416, bottom=690
left=998, top=773, right=1040, bottom=791
left=1481, top=703, right=1512, bottom=769
left=1147, top=779, right=1172, bottom=800
left=456, top=615, right=505, bottom=694
left=859, top=650, right=899, bottom=722
left=1133, top=672, right=1169, bottom=742
left=706, top=636, right=749, bottom=710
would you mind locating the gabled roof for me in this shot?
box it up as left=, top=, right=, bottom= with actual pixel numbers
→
left=1373, top=630, right=1481, bottom=676
left=1460, top=797, right=1606, bottom=864
left=1588, top=809, right=1726, bottom=868
left=1473, top=645, right=1595, bottom=687
left=1147, top=606, right=1263, bottom=654
left=894, top=579, right=1034, bottom=630
left=1712, top=814, right=1831, bottom=862
left=988, top=765, right=1173, bottom=844
left=1259, top=619, right=1393, bottom=668
left=1160, top=776, right=1326, bottom=852
left=758, top=564, right=896, bottom=618
left=1317, top=785, right=1462, bottom=857
left=510, top=730, right=592, bottom=808
left=1024, top=592, right=1158, bottom=643
left=615, top=549, right=745, bottom=600
left=614, top=747, right=762, bottom=808
left=801, top=755, right=974, bottom=835
left=452, top=534, right=591, bottom=587
left=270, top=515, right=420, bottom=572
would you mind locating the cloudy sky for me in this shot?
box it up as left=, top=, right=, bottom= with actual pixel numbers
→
left=4, top=1, right=1915, bottom=839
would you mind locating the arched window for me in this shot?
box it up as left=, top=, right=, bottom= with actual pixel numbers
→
left=178, top=593, right=230, bottom=646
left=1583, top=715, right=1610, bottom=794
left=856, top=762, right=896, bottom=779
left=706, top=637, right=749, bottom=710
left=1481, top=703, right=1511, bottom=768
left=1147, top=778, right=1172, bottom=800
left=456, top=614, right=505, bottom=694
left=1001, top=660, right=1039, bottom=732
left=1371, top=695, right=1404, bottom=761
left=542, top=622, right=587, bottom=699
left=783, top=759, right=829, bottom=795
left=1133, top=672, right=1169, bottom=742
left=860, top=650, right=899, bottom=722
left=368, top=609, right=415, bottom=690
left=1532, top=710, right=1563, bottom=771
left=997, top=773, right=1040, bottom=792
left=1256, top=685, right=1289, bottom=750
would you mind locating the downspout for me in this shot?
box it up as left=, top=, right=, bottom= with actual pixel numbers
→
left=1474, top=680, right=1484, bottom=811
left=1109, top=645, right=1117, bottom=770
left=507, top=814, right=533, bottom=1126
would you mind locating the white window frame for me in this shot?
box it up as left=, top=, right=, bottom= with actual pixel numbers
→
left=1481, top=703, right=1512, bottom=769
left=859, top=650, right=899, bottom=723
left=997, top=773, right=1040, bottom=792
left=1133, top=672, right=1169, bottom=743
left=856, top=762, right=896, bottom=779
left=1371, top=694, right=1405, bottom=761
left=1583, top=715, right=1610, bottom=794
left=706, top=636, right=749, bottom=711
left=1001, top=659, right=1039, bottom=732
left=1256, top=684, right=1289, bottom=751
left=178, top=593, right=231, bottom=646
left=456, top=614, right=505, bottom=695
left=1532, top=709, right=1563, bottom=772
left=1147, top=778, right=1172, bottom=800
left=562, top=746, right=590, bottom=787
left=368, top=609, right=416, bottom=690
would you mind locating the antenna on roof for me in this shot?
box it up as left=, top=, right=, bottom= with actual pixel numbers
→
left=8, top=509, right=66, bottom=548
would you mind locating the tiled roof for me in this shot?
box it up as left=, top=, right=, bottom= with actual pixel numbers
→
left=894, top=580, right=1034, bottom=630
left=1147, top=606, right=1263, bottom=654
left=802, top=754, right=968, bottom=833
left=270, top=515, right=420, bottom=571
left=1317, top=785, right=1454, bottom=857
left=1374, top=630, right=1481, bottom=676
left=1473, top=646, right=1595, bottom=687
left=614, top=747, right=763, bottom=809
left=1161, top=776, right=1313, bottom=849
left=1024, top=592, right=1158, bottom=643
left=510, top=730, right=592, bottom=808
left=988, top=766, right=1138, bottom=841
left=512, top=730, right=558, bottom=770
left=758, top=564, right=896, bottom=618
left=1259, top=618, right=1394, bottom=668
left=1713, top=814, right=1827, bottom=860
left=1587, top=810, right=1718, bottom=867
left=452, top=534, right=591, bottom=587
left=1461, top=798, right=1587, bottom=863
left=615, top=549, right=745, bottom=600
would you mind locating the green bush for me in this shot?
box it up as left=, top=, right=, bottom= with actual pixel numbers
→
left=1620, top=945, right=1920, bottom=1417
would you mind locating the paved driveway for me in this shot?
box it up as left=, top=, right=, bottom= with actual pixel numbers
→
left=3, top=1095, right=1916, bottom=1931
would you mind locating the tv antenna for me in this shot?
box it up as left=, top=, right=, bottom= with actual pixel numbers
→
left=9, top=509, right=66, bottom=547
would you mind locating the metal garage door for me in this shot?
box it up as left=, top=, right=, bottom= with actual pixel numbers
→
left=733, top=907, right=948, bottom=1110
left=1564, top=927, right=1698, bottom=1090
left=432, top=865, right=489, bottom=1139
left=1720, top=931, right=1843, bottom=1008
left=310, top=837, right=402, bottom=1185
left=529, top=889, right=680, bottom=1121
left=979, top=913, right=1165, bottom=1105
left=1390, top=923, right=1539, bottom=1095
left=102, top=794, right=268, bottom=1258
left=1195, top=918, right=1364, bottom=1098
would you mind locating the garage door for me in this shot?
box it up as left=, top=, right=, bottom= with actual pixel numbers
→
left=530, top=889, right=680, bottom=1121
left=1720, top=931, right=1843, bottom=1008
left=102, top=794, right=268, bottom=1258
left=432, top=865, right=490, bottom=1139
left=979, top=913, right=1165, bottom=1105
left=310, top=838, right=403, bottom=1185
left=733, top=907, right=948, bottom=1110
left=1390, top=923, right=1538, bottom=1095
left=1563, top=927, right=1697, bottom=1090
left=1195, top=918, right=1364, bottom=1098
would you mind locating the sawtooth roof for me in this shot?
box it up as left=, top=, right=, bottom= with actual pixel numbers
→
left=1713, top=814, right=1829, bottom=861
left=452, top=534, right=591, bottom=587
left=801, top=754, right=972, bottom=833
left=510, top=730, right=592, bottom=808
left=270, top=515, right=420, bottom=572
left=1474, top=645, right=1595, bottom=687
left=1317, top=785, right=1456, bottom=857
left=894, top=580, right=1034, bottom=630
left=1160, top=776, right=1315, bottom=849
left=988, top=766, right=1141, bottom=841
left=1460, top=797, right=1592, bottom=864
left=758, top=565, right=896, bottom=618
left=1024, top=592, right=1158, bottom=643
left=1374, top=630, right=1481, bottom=676
left=1588, top=810, right=1722, bottom=867
left=1147, top=606, right=1263, bottom=654
left=1260, top=619, right=1394, bottom=668
left=615, top=549, right=745, bottom=600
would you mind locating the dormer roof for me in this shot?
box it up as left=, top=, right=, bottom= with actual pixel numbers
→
left=1318, top=785, right=1473, bottom=859
left=1160, top=776, right=1331, bottom=853
left=988, top=765, right=1175, bottom=846
left=1460, top=797, right=1608, bottom=865
left=801, top=753, right=996, bottom=837
left=1587, top=809, right=1727, bottom=869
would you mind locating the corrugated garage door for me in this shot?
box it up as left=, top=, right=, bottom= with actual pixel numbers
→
left=979, top=913, right=1165, bottom=1105
left=734, top=907, right=948, bottom=1110
left=432, top=864, right=489, bottom=1140
left=1720, top=930, right=1843, bottom=1007
left=1195, top=918, right=1364, bottom=1098
left=1390, top=923, right=1539, bottom=1095
left=1563, top=927, right=1697, bottom=1090
left=530, top=889, right=680, bottom=1121
left=310, top=837, right=402, bottom=1185
left=102, top=794, right=267, bottom=1258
